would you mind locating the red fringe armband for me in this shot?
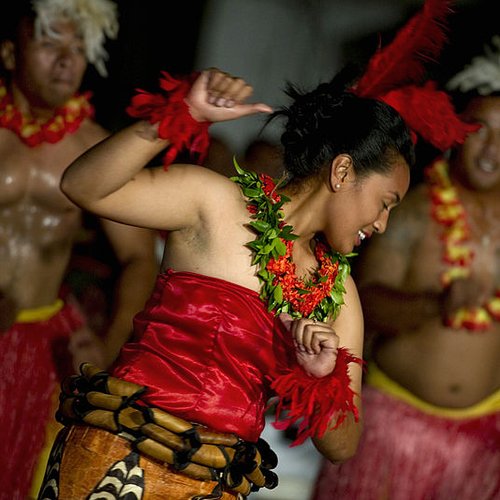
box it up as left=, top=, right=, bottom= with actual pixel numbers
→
left=270, top=347, right=362, bottom=446
left=126, top=71, right=210, bottom=169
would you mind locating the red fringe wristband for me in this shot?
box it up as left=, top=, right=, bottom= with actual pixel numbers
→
left=270, top=347, right=363, bottom=446
left=126, top=71, right=211, bottom=169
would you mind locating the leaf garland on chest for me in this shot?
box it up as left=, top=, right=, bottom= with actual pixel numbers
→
left=231, top=161, right=352, bottom=322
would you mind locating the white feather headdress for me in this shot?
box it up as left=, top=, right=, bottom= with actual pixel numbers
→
left=447, top=35, right=500, bottom=95
left=32, top=0, right=119, bottom=77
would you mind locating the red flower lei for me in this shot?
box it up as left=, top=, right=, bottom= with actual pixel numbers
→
left=232, top=161, right=351, bottom=322
left=426, top=158, right=500, bottom=331
left=267, top=239, right=340, bottom=317
left=0, top=79, right=94, bottom=147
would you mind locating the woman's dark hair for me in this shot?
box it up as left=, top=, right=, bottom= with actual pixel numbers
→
left=270, top=64, right=415, bottom=183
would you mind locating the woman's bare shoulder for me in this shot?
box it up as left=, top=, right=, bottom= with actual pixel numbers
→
left=160, top=162, right=240, bottom=194
left=146, top=163, right=246, bottom=226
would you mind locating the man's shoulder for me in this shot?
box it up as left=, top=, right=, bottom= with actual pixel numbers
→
left=75, top=119, right=109, bottom=147
left=392, top=182, right=430, bottom=220
left=404, top=181, right=430, bottom=204
left=375, top=182, right=432, bottom=248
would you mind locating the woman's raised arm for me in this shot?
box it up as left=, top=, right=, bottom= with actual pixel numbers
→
left=60, top=69, right=272, bottom=228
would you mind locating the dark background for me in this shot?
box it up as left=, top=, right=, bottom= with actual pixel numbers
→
left=85, top=0, right=498, bottom=132
left=84, top=0, right=207, bottom=131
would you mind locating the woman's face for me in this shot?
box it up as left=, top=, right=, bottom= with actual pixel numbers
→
left=325, top=158, right=410, bottom=254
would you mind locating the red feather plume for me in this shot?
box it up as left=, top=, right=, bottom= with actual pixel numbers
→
left=355, top=0, right=453, bottom=98
left=352, top=0, right=478, bottom=151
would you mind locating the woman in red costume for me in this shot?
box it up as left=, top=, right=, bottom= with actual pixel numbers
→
left=37, top=65, right=414, bottom=500
left=38, top=67, right=412, bottom=499
left=37, top=0, right=481, bottom=496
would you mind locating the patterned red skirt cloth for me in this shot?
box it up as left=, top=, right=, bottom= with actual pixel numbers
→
left=40, top=426, right=241, bottom=500
left=37, top=363, right=278, bottom=500
left=312, top=364, right=500, bottom=500
left=0, top=300, right=84, bottom=500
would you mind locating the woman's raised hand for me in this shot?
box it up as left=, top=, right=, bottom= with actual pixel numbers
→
left=185, top=68, right=273, bottom=123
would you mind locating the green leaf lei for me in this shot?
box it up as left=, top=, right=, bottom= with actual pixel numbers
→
left=231, top=160, right=352, bottom=322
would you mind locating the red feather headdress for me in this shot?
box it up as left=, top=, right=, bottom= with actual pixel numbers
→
left=352, top=0, right=479, bottom=151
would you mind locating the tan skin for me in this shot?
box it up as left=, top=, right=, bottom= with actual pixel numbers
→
left=357, top=95, right=500, bottom=408
left=0, top=17, right=157, bottom=367
left=61, top=69, right=410, bottom=463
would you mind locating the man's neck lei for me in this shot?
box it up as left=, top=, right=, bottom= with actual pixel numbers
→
left=231, top=161, right=352, bottom=322
left=425, top=158, right=500, bottom=331
left=0, top=78, right=94, bottom=147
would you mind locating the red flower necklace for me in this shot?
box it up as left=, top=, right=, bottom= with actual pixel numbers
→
left=0, top=79, right=94, bottom=147
left=426, top=158, right=500, bottom=331
left=232, top=161, right=351, bottom=321
left=266, top=239, right=341, bottom=317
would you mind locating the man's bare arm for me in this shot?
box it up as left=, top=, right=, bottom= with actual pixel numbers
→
left=100, top=219, right=158, bottom=365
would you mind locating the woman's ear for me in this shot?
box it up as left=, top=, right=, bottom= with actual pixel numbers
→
left=1, top=40, right=15, bottom=71
left=330, top=154, right=354, bottom=192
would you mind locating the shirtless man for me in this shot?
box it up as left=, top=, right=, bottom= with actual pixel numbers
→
left=0, top=1, right=157, bottom=498
left=312, top=38, right=500, bottom=500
